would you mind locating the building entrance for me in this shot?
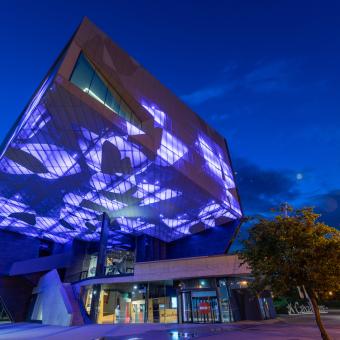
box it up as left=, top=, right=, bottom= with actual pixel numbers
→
left=180, top=290, right=220, bottom=323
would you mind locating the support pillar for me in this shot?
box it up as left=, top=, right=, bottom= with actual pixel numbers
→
left=90, top=212, right=110, bottom=323
left=96, top=212, right=110, bottom=277
left=144, top=282, right=149, bottom=323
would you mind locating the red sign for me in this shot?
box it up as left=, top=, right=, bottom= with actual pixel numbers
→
left=198, top=302, right=211, bottom=314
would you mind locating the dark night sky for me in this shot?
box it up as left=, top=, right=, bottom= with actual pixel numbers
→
left=0, top=0, right=339, bottom=228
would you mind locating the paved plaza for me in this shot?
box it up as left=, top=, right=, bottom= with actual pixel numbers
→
left=0, top=312, right=339, bottom=339
left=100, top=314, right=340, bottom=340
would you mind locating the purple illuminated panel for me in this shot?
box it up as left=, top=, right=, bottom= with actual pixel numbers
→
left=142, top=103, right=166, bottom=127
left=116, top=217, right=145, bottom=231
left=0, top=217, right=32, bottom=229
left=197, top=135, right=235, bottom=187
left=0, top=157, right=35, bottom=175
left=20, top=143, right=81, bottom=179
left=126, top=121, right=145, bottom=136
left=0, top=73, right=54, bottom=159
left=0, top=197, right=34, bottom=216
left=35, top=217, right=57, bottom=230
left=0, top=86, right=241, bottom=242
left=0, top=31, right=242, bottom=244
left=162, top=218, right=189, bottom=228
left=157, top=130, right=188, bottom=165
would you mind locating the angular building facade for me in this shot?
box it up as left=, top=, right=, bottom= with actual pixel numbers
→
left=0, top=18, right=275, bottom=325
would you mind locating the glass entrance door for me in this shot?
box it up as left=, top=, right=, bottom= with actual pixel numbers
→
left=180, top=290, right=220, bottom=323
left=191, top=291, right=220, bottom=323
left=181, top=291, right=192, bottom=322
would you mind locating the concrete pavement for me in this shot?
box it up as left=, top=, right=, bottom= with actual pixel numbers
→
left=0, top=312, right=338, bottom=339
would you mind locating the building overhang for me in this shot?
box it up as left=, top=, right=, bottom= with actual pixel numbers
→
left=73, top=254, right=250, bottom=287
left=0, top=18, right=242, bottom=245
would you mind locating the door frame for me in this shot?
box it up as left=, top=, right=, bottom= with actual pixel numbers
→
left=179, top=288, right=221, bottom=323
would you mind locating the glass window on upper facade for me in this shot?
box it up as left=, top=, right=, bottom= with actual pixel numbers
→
left=70, top=52, right=141, bottom=127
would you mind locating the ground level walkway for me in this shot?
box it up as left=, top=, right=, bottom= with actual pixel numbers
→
left=0, top=312, right=339, bottom=339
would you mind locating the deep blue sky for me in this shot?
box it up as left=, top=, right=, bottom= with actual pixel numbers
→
left=0, top=0, right=339, bottom=228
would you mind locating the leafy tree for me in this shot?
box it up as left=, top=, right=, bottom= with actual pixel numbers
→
left=239, top=206, right=340, bottom=340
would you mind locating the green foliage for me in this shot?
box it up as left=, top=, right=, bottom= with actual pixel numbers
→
left=239, top=206, right=340, bottom=298
left=273, top=296, right=289, bottom=314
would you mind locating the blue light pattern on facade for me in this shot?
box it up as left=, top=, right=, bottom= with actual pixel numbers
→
left=0, top=51, right=241, bottom=244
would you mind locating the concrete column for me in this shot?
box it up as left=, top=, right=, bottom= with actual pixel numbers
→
left=144, top=282, right=149, bottom=323
left=96, top=212, right=110, bottom=277
left=90, top=212, right=110, bottom=323
left=89, top=284, right=101, bottom=323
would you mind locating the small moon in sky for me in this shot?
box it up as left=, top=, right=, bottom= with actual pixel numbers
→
left=296, top=173, right=303, bottom=180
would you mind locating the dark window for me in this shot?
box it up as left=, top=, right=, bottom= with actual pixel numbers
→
left=39, top=240, right=53, bottom=257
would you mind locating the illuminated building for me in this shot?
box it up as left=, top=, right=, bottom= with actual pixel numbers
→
left=0, top=18, right=275, bottom=325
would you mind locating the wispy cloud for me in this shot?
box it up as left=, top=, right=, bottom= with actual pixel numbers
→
left=210, top=112, right=231, bottom=121
left=244, top=60, right=290, bottom=93
left=234, top=157, right=340, bottom=228
left=309, top=190, right=340, bottom=229
left=181, top=60, right=292, bottom=106
left=181, top=85, right=228, bottom=105
left=233, top=157, right=299, bottom=216
left=230, top=160, right=340, bottom=252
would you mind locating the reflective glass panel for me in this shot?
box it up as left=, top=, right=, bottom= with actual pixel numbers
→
left=70, top=54, right=94, bottom=92
left=119, top=101, right=132, bottom=122
left=70, top=52, right=141, bottom=127
left=89, top=73, right=107, bottom=104
left=105, top=89, right=121, bottom=113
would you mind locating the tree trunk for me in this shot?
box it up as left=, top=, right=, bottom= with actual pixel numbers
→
left=308, top=289, right=330, bottom=340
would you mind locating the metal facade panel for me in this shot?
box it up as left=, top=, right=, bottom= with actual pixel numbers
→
left=0, top=18, right=242, bottom=244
